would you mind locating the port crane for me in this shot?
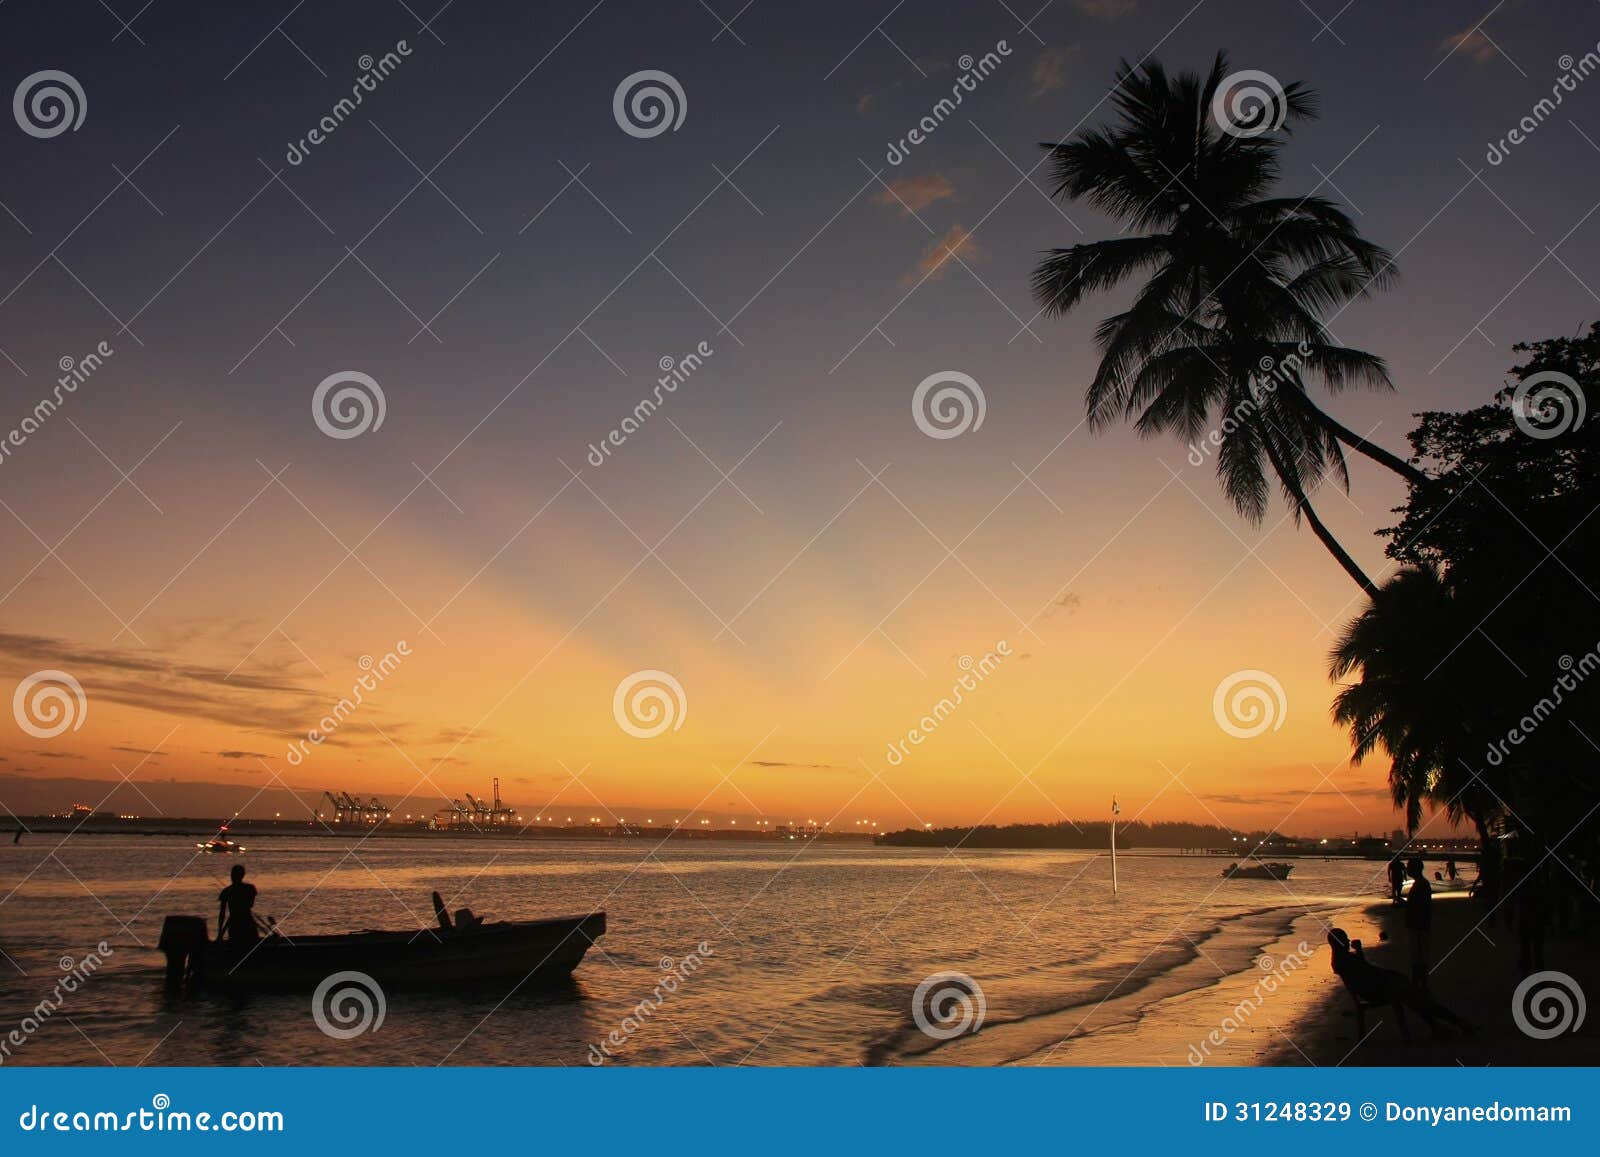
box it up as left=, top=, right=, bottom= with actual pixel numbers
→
left=319, top=791, right=346, bottom=823
left=319, top=791, right=390, bottom=825
left=431, top=781, right=519, bottom=829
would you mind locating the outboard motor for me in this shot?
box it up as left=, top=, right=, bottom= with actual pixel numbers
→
left=158, top=915, right=209, bottom=991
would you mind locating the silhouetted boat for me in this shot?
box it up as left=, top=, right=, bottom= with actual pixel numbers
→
left=1221, top=861, right=1293, bottom=880
left=158, top=911, right=605, bottom=991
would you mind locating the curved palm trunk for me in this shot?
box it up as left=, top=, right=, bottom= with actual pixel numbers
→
left=1257, top=424, right=1381, bottom=598
left=1309, top=408, right=1429, bottom=487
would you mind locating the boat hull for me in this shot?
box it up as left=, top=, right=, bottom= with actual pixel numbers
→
left=1222, top=863, right=1293, bottom=880
left=169, top=913, right=606, bottom=992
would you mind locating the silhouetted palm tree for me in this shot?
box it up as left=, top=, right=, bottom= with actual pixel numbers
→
left=1031, top=54, right=1426, bottom=596
left=1328, top=565, right=1495, bottom=833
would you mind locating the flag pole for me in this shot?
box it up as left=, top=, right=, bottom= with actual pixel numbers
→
left=1110, top=795, right=1119, bottom=896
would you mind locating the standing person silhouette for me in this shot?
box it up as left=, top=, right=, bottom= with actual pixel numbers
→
left=1405, top=858, right=1432, bottom=989
left=1387, top=857, right=1406, bottom=904
left=1515, top=860, right=1551, bottom=977
left=217, top=864, right=259, bottom=945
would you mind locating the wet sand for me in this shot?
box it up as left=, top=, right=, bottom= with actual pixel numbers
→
left=1000, top=890, right=1598, bottom=1067
left=1021, top=907, right=1342, bottom=1066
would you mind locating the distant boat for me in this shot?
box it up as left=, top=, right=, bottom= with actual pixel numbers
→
left=196, top=825, right=244, bottom=854
left=1405, top=875, right=1474, bottom=896
left=158, top=910, right=606, bottom=991
left=1221, top=861, right=1293, bottom=880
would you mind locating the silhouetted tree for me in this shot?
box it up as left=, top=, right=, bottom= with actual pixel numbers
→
left=1031, top=53, right=1424, bottom=595
left=1331, top=324, right=1600, bottom=868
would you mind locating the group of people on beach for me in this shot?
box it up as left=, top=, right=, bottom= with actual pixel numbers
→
left=1335, top=849, right=1576, bottom=1044
left=1384, top=857, right=1435, bottom=989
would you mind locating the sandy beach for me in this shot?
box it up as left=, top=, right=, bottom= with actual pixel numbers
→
left=1271, top=893, right=1600, bottom=1066
left=1005, top=888, right=1599, bottom=1068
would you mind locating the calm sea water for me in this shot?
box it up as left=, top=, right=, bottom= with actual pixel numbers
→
left=0, top=836, right=1385, bottom=1066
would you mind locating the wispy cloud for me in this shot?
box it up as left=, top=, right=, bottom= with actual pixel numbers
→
left=872, top=173, right=956, bottom=214
left=1206, top=786, right=1392, bottom=807
left=906, top=224, right=981, bottom=285
left=1044, top=591, right=1082, bottom=619
left=0, top=630, right=324, bottom=737
left=1030, top=44, right=1078, bottom=98
left=1440, top=25, right=1498, bottom=65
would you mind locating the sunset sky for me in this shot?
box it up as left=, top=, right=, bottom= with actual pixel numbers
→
left=2, top=0, right=1597, bottom=836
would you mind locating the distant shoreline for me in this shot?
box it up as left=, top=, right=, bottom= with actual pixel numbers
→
left=5, top=816, right=876, bottom=844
